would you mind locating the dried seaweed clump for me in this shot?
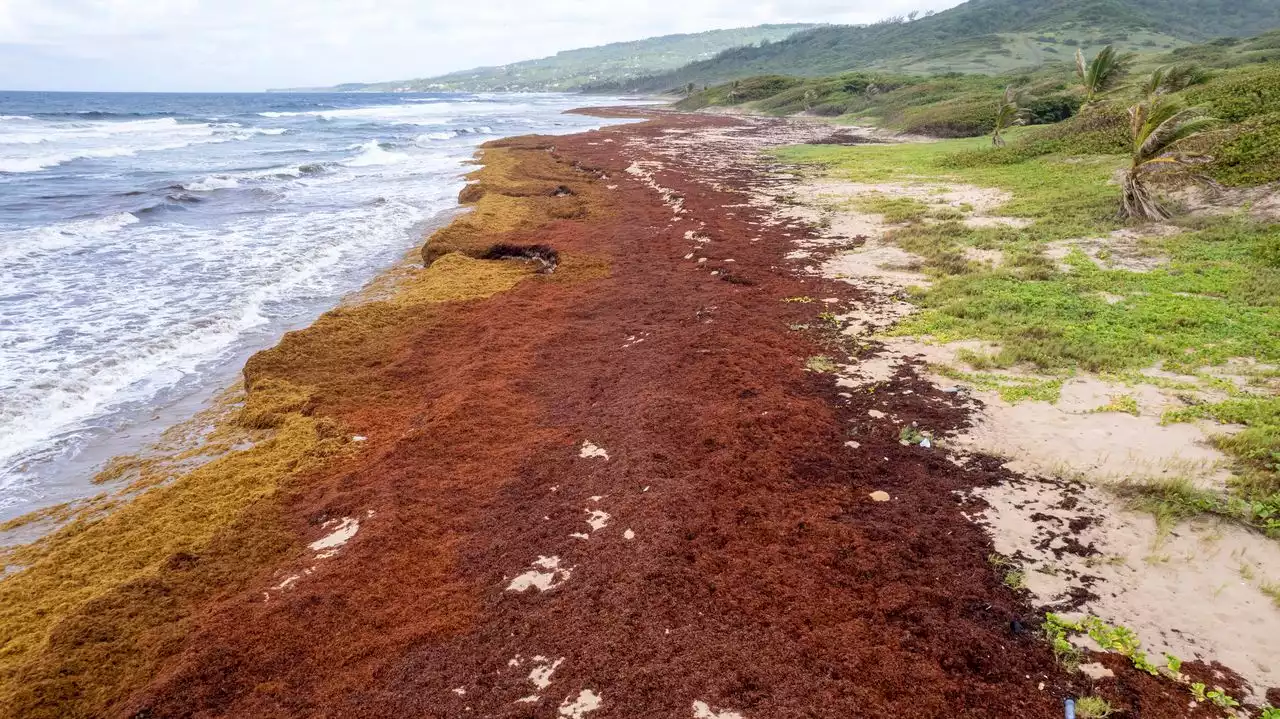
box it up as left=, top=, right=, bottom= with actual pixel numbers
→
left=0, top=378, right=347, bottom=714
left=422, top=141, right=603, bottom=265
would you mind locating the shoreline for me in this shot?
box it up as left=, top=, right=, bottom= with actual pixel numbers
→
left=0, top=208, right=466, bottom=529
left=0, top=107, right=1273, bottom=718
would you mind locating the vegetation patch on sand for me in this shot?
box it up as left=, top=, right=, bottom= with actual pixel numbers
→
left=774, top=99, right=1279, bottom=533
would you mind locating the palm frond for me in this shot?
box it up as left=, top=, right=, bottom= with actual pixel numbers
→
left=1160, top=64, right=1210, bottom=94
left=1137, top=101, right=1212, bottom=162
left=1080, top=45, right=1136, bottom=103
left=1140, top=69, right=1165, bottom=100
left=992, top=85, right=1027, bottom=146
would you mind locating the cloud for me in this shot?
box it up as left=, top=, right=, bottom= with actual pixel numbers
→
left=0, top=0, right=965, bottom=91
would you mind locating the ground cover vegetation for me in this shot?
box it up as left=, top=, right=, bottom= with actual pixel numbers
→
left=766, top=31, right=1280, bottom=539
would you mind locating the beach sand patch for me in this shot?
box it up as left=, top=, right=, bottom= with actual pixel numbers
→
left=974, top=476, right=1280, bottom=698
left=693, top=700, right=745, bottom=719
left=507, top=556, right=573, bottom=593
left=559, top=689, right=602, bottom=718
left=309, top=516, right=360, bottom=559
left=1045, top=226, right=1180, bottom=274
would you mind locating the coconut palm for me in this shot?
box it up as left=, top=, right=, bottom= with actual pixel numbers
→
left=1076, top=45, right=1135, bottom=105
left=1138, top=67, right=1168, bottom=103
left=1160, top=64, right=1209, bottom=93
left=727, top=80, right=742, bottom=103
left=1140, top=64, right=1209, bottom=101
left=992, top=85, right=1028, bottom=147
left=803, top=89, right=818, bottom=112
left=1121, top=97, right=1217, bottom=220
left=685, top=82, right=695, bottom=97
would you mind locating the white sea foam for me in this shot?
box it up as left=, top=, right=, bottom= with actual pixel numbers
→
left=0, top=199, right=434, bottom=487
left=184, top=175, right=241, bottom=191
left=0, top=212, right=140, bottom=262
left=343, top=139, right=408, bottom=167
left=0, top=118, right=231, bottom=174
left=0, top=115, right=34, bottom=120
left=417, top=131, right=458, bottom=143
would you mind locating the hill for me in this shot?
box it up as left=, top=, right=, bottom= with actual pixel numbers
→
left=274, top=25, right=816, bottom=93
left=584, top=0, right=1280, bottom=93
left=672, top=28, right=1280, bottom=185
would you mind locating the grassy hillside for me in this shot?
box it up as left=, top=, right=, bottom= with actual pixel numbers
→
left=676, top=29, right=1280, bottom=186
left=275, top=25, right=816, bottom=93
left=585, top=0, right=1280, bottom=93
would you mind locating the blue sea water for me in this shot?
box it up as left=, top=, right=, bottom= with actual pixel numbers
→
left=0, top=91, right=634, bottom=522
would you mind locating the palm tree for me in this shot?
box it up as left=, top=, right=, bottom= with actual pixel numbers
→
left=1076, top=45, right=1135, bottom=105
left=803, top=89, right=818, bottom=112
left=1121, top=97, right=1217, bottom=221
left=727, top=80, right=742, bottom=103
left=1140, top=64, right=1209, bottom=101
left=685, top=82, right=695, bottom=97
left=1138, top=67, right=1167, bottom=103
left=992, top=85, right=1028, bottom=147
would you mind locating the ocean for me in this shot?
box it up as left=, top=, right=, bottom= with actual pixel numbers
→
left=0, top=91, right=634, bottom=524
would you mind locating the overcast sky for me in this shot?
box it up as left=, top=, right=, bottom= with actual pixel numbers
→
left=0, top=0, right=966, bottom=92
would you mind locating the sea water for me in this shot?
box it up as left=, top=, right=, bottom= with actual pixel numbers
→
left=0, top=91, right=633, bottom=523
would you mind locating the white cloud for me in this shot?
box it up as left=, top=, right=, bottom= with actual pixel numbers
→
left=0, top=0, right=965, bottom=91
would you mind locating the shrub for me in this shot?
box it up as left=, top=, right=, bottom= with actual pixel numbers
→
left=811, top=102, right=848, bottom=117
left=1024, top=94, right=1081, bottom=125
left=732, top=75, right=806, bottom=102
left=1208, top=111, right=1280, bottom=186
left=900, top=96, right=1001, bottom=137
left=1186, top=64, right=1280, bottom=122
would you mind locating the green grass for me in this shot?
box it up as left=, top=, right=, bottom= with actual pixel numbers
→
left=852, top=194, right=930, bottom=223
left=1110, top=477, right=1279, bottom=538
left=777, top=142, right=1280, bottom=375
left=1003, top=569, right=1027, bottom=589
left=1092, top=394, right=1140, bottom=416
left=778, top=133, right=1280, bottom=532
left=934, top=365, right=1064, bottom=403
left=1164, top=395, right=1280, bottom=502
left=1075, top=697, right=1116, bottom=719
left=777, top=137, right=1124, bottom=240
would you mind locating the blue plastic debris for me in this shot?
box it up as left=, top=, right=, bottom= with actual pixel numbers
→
left=1064, top=698, right=1076, bottom=719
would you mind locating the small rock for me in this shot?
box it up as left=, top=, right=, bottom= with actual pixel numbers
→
left=870, top=491, right=891, bottom=502
left=868, top=409, right=886, bottom=419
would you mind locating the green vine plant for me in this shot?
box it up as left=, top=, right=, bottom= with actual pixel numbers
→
left=1045, top=614, right=1250, bottom=716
